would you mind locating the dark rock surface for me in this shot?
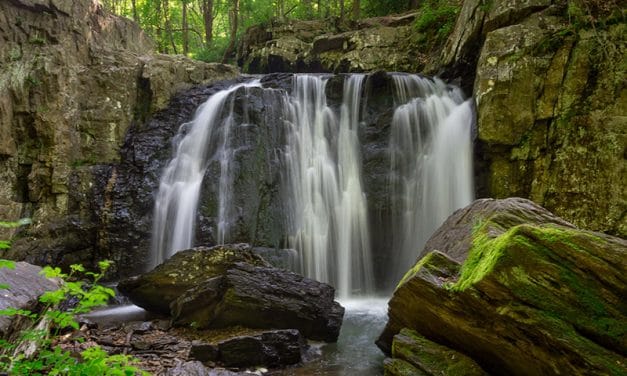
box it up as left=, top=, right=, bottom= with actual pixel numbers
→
left=378, top=198, right=627, bottom=376
left=189, top=329, right=305, bottom=368
left=0, top=262, right=61, bottom=338
left=171, top=262, right=344, bottom=342
left=117, top=244, right=269, bottom=314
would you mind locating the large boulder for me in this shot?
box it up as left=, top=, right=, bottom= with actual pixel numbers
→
left=171, top=262, right=344, bottom=342
left=117, top=244, right=269, bottom=314
left=0, top=262, right=61, bottom=338
left=378, top=198, right=627, bottom=375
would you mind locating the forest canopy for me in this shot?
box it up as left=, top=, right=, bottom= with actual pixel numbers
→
left=102, top=0, right=422, bottom=63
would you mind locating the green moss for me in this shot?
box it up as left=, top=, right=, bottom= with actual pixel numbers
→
left=396, top=252, right=437, bottom=288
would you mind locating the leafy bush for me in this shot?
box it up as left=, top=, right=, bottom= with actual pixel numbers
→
left=0, top=259, right=148, bottom=375
left=413, top=0, right=460, bottom=48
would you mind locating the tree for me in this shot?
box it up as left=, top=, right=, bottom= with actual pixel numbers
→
left=201, top=0, right=214, bottom=47
left=182, top=0, right=189, bottom=54
left=352, top=0, right=360, bottom=19
left=221, top=0, right=239, bottom=63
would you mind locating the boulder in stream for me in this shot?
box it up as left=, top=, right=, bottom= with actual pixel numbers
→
left=378, top=198, right=627, bottom=375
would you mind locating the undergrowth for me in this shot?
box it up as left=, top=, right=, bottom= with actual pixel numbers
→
left=0, top=219, right=147, bottom=375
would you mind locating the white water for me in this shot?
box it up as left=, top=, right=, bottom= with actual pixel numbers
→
left=284, top=75, right=374, bottom=298
left=388, top=74, right=474, bottom=282
left=150, top=81, right=260, bottom=268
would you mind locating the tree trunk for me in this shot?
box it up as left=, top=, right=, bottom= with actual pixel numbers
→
left=352, top=0, right=359, bottom=19
left=163, top=0, right=178, bottom=54
left=201, top=0, right=214, bottom=47
left=409, top=0, right=420, bottom=9
left=131, top=0, right=139, bottom=22
left=221, top=0, right=239, bottom=63
left=339, top=0, right=345, bottom=20
left=182, top=0, right=189, bottom=54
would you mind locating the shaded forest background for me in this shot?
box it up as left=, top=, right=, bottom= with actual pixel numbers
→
left=102, top=0, right=422, bottom=63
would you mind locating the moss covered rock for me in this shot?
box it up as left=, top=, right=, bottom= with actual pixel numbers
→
left=118, top=244, right=268, bottom=314
left=386, top=328, right=487, bottom=376
left=378, top=198, right=627, bottom=376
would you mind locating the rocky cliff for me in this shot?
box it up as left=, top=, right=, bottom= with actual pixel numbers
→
left=0, top=0, right=238, bottom=270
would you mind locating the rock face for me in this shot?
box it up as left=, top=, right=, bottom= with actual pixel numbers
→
left=237, top=12, right=437, bottom=74
left=117, top=244, right=269, bottom=314
left=0, top=0, right=239, bottom=272
left=119, top=244, right=344, bottom=342
left=436, top=0, right=626, bottom=237
left=0, top=261, right=61, bottom=338
left=378, top=198, right=627, bottom=375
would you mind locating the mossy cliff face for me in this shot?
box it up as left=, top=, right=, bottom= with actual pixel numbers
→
left=0, top=0, right=238, bottom=269
left=439, top=0, right=626, bottom=236
left=377, top=198, right=627, bottom=375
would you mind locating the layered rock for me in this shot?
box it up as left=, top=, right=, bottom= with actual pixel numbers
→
left=237, top=12, right=435, bottom=73
left=384, top=328, right=486, bottom=376
left=0, top=0, right=239, bottom=271
left=171, top=262, right=344, bottom=341
left=378, top=198, right=627, bottom=375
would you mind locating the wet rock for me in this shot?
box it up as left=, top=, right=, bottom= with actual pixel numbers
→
left=190, top=340, right=220, bottom=363
left=171, top=262, right=344, bottom=342
left=378, top=198, right=627, bottom=375
left=118, top=244, right=269, bottom=314
left=213, top=329, right=305, bottom=367
left=0, top=262, right=61, bottom=338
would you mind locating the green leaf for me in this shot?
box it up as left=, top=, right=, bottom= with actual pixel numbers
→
left=0, top=259, right=16, bottom=269
left=0, top=283, right=10, bottom=290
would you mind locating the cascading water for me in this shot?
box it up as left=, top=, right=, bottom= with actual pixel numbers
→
left=284, top=75, right=374, bottom=299
left=149, top=73, right=473, bottom=293
left=388, top=74, right=474, bottom=282
left=150, top=81, right=260, bottom=269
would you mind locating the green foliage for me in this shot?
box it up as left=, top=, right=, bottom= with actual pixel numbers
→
left=0, top=261, right=146, bottom=375
left=414, top=0, right=460, bottom=46
left=104, top=0, right=421, bottom=63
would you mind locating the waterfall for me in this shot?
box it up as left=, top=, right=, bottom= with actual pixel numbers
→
left=150, top=81, right=260, bottom=268
left=148, top=73, right=473, bottom=297
left=284, top=75, right=374, bottom=298
left=388, top=74, right=474, bottom=282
